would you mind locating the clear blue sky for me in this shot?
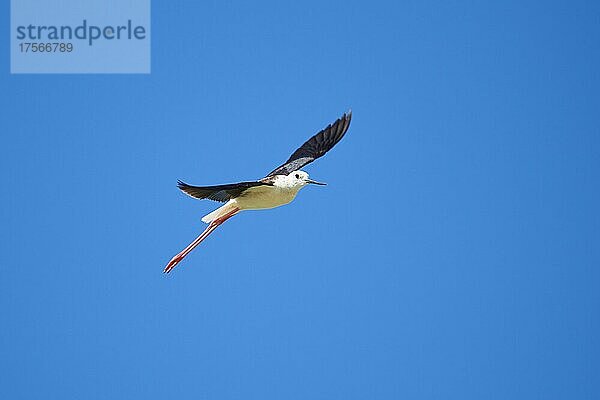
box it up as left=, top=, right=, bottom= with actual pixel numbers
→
left=1, top=1, right=599, bottom=399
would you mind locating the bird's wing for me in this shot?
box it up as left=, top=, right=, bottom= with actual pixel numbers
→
left=266, top=111, right=352, bottom=177
left=177, top=180, right=272, bottom=202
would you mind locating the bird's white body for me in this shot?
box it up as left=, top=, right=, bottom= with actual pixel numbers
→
left=237, top=184, right=300, bottom=209
left=201, top=172, right=310, bottom=223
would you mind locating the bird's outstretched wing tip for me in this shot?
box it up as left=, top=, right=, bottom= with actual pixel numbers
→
left=265, top=110, right=352, bottom=177
left=340, top=110, right=352, bottom=127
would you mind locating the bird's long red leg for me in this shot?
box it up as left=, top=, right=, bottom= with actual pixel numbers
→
left=163, top=207, right=239, bottom=274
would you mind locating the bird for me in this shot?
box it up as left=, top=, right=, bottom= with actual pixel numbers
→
left=163, top=111, right=352, bottom=273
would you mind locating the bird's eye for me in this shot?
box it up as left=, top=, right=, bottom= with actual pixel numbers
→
left=295, top=174, right=300, bottom=179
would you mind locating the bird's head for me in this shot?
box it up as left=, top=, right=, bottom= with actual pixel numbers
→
left=287, top=170, right=327, bottom=187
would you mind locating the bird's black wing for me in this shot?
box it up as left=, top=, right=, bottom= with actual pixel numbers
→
left=266, top=111, right=352, bottom=177
left=177, top=180, right=271, bottom=202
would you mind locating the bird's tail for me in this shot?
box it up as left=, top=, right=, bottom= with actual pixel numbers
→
left=201, top=200, right=238, bottom=224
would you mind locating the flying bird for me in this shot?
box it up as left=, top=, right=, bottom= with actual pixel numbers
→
left=163, top=111, right=352, bottom=273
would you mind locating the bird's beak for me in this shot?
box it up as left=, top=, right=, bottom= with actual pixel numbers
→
left=306, top=179, right=327, bottom=186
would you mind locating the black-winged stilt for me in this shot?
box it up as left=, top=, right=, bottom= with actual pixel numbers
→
left=164, top=111, right=352, bottom=273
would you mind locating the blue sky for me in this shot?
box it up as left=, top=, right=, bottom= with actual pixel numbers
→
left=1, top=1, right=599, bottom=399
